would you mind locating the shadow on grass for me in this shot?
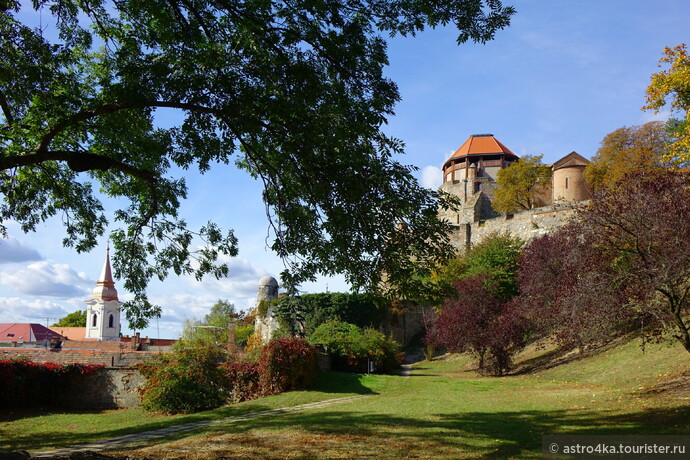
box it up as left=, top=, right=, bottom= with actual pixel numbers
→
left=4, top=396, right=689, bottom=457
left=198, top=405, right=690, bottom=459
left=0, top=371, right=375, bottom=452
left=513, top=337, right=636, bottom=376
left=312, top=371, right=378, bottom=394
left=0, top=401, right=273, bottom=453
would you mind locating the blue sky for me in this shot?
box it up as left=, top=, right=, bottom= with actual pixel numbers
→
left=1, top=0, right=688, bottom=338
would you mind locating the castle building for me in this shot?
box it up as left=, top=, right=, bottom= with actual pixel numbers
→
left=439, top=134, right=592, bottom=251
left=441, top=133, right=519, bottom=202
left=85, top=247, right=123, bottom=341
left=551, top=151, right=591, bottom=203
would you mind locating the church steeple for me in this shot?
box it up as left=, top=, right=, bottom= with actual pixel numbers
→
left=85, top=245, right=123, bottom=341
left=91, top=246, right=119, bottom=301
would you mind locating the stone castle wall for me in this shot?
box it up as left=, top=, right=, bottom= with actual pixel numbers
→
left=447, top=202, right=585, bottom=253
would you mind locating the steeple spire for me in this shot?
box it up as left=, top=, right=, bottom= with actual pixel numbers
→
left=91, top=246, right=118, bottom=301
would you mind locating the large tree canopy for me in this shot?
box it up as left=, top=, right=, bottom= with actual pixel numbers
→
left=0, top=1, right=514, bottom=328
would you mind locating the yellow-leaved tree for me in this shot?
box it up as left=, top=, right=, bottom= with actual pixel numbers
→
left=583, top=121, right=671, bottom=191
left=492, top=155, right=552, bottom=214
left=643, top=44, right=690, bottom=165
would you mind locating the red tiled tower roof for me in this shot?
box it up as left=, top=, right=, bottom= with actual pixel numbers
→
left=448, top=133, right=518, bottom=161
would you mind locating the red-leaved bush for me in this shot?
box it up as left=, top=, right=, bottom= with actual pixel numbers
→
left=220, top=338, right=319, bottom=405
left=433, top=276, right=526, bottom=375
left=258, top=337, right=317, bottom=395
left=222, top=361, right=261, bottom=402
left=0, top=358, right=104, bottom=407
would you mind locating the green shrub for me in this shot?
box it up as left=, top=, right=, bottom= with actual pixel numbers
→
left=274, top=293, right=386, bottom=337
left=308, top=320, right=402, bottom=373
left=138, top=344, right=229, bottom=413
left=234, top=323, right=255, bottom=349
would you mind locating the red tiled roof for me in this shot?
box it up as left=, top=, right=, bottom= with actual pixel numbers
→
left=49, top=327, right=88, bottom=341
left=0, top=323, right=63, bottom=342
left=448, top=134, right=518, bottom=160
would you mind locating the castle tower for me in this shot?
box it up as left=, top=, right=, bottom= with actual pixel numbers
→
left=551, top=151, right=592, bottom=203
left=253, top=276, right=280, bottom=343
left=85, top=247, right=123, bottom=341
left=441, top=133, right=519, bottom=202
left=438, top=134, right=519, bottom=228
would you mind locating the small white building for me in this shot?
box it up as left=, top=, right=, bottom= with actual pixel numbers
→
left=85, top=247, right=123, bottom=341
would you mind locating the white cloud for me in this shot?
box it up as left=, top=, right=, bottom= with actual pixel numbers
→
left=0, top=261, right=92, bottom=299
left=421, top=165, right=443, bottom=190
left=183, top=256, right=269, bottom=302
left=0, top=238, right=43, bottom=264
left=0, top=297, right=71, bottom=323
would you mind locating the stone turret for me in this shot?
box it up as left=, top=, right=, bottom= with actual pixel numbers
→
left=253, top=276, right=280, bottom=343
left=85, top=247, right=123, bottom=341
left=551, top=151, right=592, bottom=203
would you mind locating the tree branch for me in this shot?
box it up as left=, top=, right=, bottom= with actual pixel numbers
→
left=0, top=89, right=14, bottom=126
left=0, top=149, right=156, bottom=182
left=33, top=100, right=247, bottom=155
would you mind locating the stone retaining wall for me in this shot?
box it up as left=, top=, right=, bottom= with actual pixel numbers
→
left=61, top=367, right=145, bottom=409
left=0, top=347, right=157, bottom=367
left=0, top=349, right=147, bottom=409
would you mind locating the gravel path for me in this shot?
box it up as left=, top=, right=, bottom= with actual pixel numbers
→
left=401, top=347, right=424, bottom=378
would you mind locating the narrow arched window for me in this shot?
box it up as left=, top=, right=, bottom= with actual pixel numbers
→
left=92, top=313, right=97, bottom=327
left=108, top=314, right=114, bottom=328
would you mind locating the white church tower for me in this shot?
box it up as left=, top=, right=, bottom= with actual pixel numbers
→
left=85, top=247, right=123, bottom=341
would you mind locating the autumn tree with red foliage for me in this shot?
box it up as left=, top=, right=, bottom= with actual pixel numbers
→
left=434, top=276, right=525, bottom=375
left=517, top=229, right=636, bottom=352
left=518, top=169, right=690, bottom=353
left=578, top=169, right=690, bottom=352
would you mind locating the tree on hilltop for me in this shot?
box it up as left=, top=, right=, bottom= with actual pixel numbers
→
left=517, top=229, right=634, bottom=352
left=518, top=169, right=690, bottom=354
left=430, top=233, right=526, bottom=375
left=0, top=1, right=515, bottom=328
left=583, top=121, right=673, bottom=191
left=434, top=275, right=525, bottom=375
left=579, top=169, right=690, bottom=353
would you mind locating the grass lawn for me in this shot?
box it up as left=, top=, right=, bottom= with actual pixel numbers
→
left=2, top=337, right=689, bottom=458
